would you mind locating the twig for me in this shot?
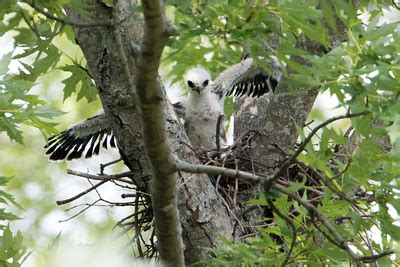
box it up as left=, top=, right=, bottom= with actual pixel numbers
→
left=265, top=111, right=370, bottom=188
left=56, top=180, right=107, bottom=205
left=273, top=184, right=362, bottom=266
left=57, top=170, right=134, bottom=205
left=174, top=158, right=268, bottom=184
left=311, top=219, right=342, bottom=247
left=267, top=199, right=297, bottom=267
left=121, top=192, right=152, bottom=198
left=358, top=250, right=394, bottom=263
left=135, top=192, right=144, bottom=257
left=59, top=199, right=100, bottom=222
left=67, top=169, right=133, bottom=183
left=393, top=0, right=400, bottom=10
left=215, top=114, right=224, bottom=160
left=100, top=157, right=123, bottom=174
left=28, top=0, right=115, bottom=27
left=295, top=160, right=363, bottom=210
left=328, top=158, right=352, bottom=181
left=232, top=206, right=259, bottom=238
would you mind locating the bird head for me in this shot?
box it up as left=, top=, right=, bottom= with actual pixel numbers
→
left=184, top=67, right=211, bottom=95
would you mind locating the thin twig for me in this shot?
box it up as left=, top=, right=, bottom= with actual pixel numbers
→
left=135, top=192, right=144, bottom=257
left=59, top=199, right=100, bottom=222
left=56, top=180, right=107, bottom=205
left=267, top=199, right=297, bottom=267
left=274, top=184, right=361, bottom=266
left=232, top=206, right=259, bottom=238
left=215, top=114, right=224, bottom=160
left=100, top=157, right=123, bottom=174
left=265, top=111, right=370, bottom=188
left=67, top=169, right=133, bottom=183
left=28, top=0, right=115, bottom=27
left=358, top=250, right=394, bottom=263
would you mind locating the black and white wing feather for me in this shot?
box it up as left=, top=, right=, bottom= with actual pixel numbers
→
left=212, top=57, right=281, bottom=99
left=45, top=114, right=116, bottom=161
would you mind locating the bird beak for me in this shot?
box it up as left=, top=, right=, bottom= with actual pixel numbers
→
left=193, top=86, right=202, bottom=94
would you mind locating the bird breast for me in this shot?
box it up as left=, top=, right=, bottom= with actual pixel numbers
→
left=184, top=92, right=224, bottom=149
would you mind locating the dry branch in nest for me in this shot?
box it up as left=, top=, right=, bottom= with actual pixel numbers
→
left=192, top=126, right=377, bottom=254
left=56, top=160, right=158, bottom=259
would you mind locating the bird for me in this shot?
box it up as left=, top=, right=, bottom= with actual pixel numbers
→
left=174, top=67, right=225, bottom=150
left=44, top=56, right=281, bottom=160
left=174, top=57, right=281, bottom=151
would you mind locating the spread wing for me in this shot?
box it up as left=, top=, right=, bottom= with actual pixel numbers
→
left=44, top=114, right=116, bottom=161
left=212, top=57, right=281, bottom=99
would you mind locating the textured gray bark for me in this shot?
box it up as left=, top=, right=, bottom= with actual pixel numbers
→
left=65, top=1, right=233, bottom=265
left=235, top=35, right=327, bottom=167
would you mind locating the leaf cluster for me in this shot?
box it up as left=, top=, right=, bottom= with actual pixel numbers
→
left=0, top=0, right=97, bottom=144
left=0, top=176, right=27, bottom=267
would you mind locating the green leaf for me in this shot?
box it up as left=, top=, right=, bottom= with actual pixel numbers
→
left=0, top=118, right=24, bottom=144
left=32, top=46, right=61, bottom=76
left=0, top=52, right=12, bottom=74
left=101, top=0, right=114, bottom=7
left=62, top=25, right=76, bottom=42
left=365, top=22, right=398, bottom=41
left=285, top=181, right=304, bottom=194
left=320, top=0, right=337, bottom=32
left=224, top=96, right=233, bottom=118
left=0, top=0, right=16, bottom=21
left=263, top=188, right=284, bottom=199
left=77, top=74, right=97, bottom=102
left=29, top=106, right=65, bottom=120
left=382, top=222, right=400, bottom=241
left=60, top=65, right=97, bottom=102
left=0, top=190, right=23, bottom=210
left=0, top=177, right=11, bottom=186
left=14, top=28, right=37, bottom=47
left=278, top=4, right=329, bottom=47
left=247, top=194, right=267, bottom=206
left=0, top=209, right=19, bottom=221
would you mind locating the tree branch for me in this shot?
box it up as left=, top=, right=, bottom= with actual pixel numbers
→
left=174, top=158, right=267, bottom=184
left=273, top=184, right=362, bottom=266
left=28, top=0, right=115, bottom=27
left=56, top=180, right=107, bottom=206
left=265, top=110, right=370, bottom=188
left=56, top=170, right=133, bottom=205
left=267, top=199, right=297, bottom=267
left=112, top=0, right=183, bottom=265
left=67, top=169, right=133, bottom=182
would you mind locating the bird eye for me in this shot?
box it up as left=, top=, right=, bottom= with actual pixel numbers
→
left=187, top=81, right=195, bottom=88
left=203, top=80, right=209, bottom=87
